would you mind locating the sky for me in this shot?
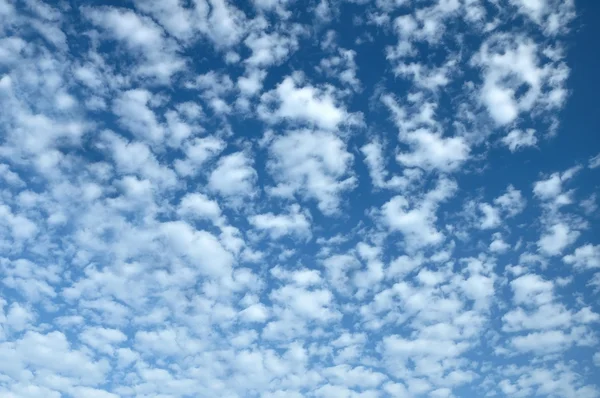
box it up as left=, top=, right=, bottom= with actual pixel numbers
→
left=0, top=0, right=600, bottom=397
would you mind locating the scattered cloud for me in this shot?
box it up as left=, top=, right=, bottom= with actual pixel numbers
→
left=0, top=0, right=597, bottom=397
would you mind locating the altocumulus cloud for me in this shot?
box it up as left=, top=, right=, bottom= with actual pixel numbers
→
left=0, top=0, right=599, bottom=397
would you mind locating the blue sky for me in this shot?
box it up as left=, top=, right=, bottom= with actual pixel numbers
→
left=1, top=0, right=600, bottom=397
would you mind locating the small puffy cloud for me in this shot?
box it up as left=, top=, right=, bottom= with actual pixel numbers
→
left=533, top=166, right=580, bottom=204
left=209, top=151, right=257, bottom=199
left=98, top=131, right=177, bottom=187
left=564, top=244, right=600, bottom=269
left=270, top=285, right=339, bottom=322
left=4, top=302, right=36, bottom=332
left=589, top=153, right=600, bottom=169
left=239, top=303, right=270, bottom=323
left=538, top=222, right=580, bottom=256
left=238, top=69, right=267, bottom=96
left=267, top=129, right=356, bottom=214
left=244, top=31, right=298, bottom=68
left=113, top=89, right=164, bottom=143
left=80, top=326, right=127, bottom=355
left=510, top=330, right=573, bottom=354
left=511, top=273, right=554, bottom=306
left=321, top=365, right=387, bottom=389
left=478, top=203, right=501, bottom=229
left=473, top=36, right=568, bottom=125
left=362, top=139, right=421, bottom=190
left=508, top=0, right=575, bottom=33
left=249, top=204, right=311, bottom=240
left=396, top=128, right=470, bottom=172
left=258, top=76, right=355, bottom=130
left=160, top=221, right=234, bottom=277
left=271, top=266, right=322, bottom=287
left=83, top=6, right=184, bottom=81
left=0, top=205, right=38, bottom=241
left=489, top=233, right=510, bottom=253
left=174, top=136, right=226, bottom=177
left=481, top=79, right=519, bottom=125
left=494, top=185, right=526, bottom=217
left=382, top=178, right=457, bottom=250
left=502, top=129, right=537, bottom=152
left=178, top=192, right=222, bottom=223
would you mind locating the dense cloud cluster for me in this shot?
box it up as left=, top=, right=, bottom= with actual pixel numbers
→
left=0, top=0, right=599, bottom=397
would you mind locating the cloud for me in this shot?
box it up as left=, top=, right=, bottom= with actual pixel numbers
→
left=0, top=0, right=597, bottom=397
left=249, top=204, right=311, bottom=239
left=270, top=284, right=339, bottom=322
left=478, top=203, right=501, bottom=229
left=502, top=128, right=538, bottom=151
left=494, top=185, right=527, bottom=217
left=489, top=233, right=510, bottom=253
left=258, top=76, right=357, bottom=130
left=267, top=129, right=356, bottom=214
left=473, top=34, right=569, bottom=126
left=174, top=136, right=226, bottom=177
left=83, top=6, right=185, bottom=81
left=362, top=139, right=421, bottom=190
left=564, top=244, right=600, bottom=269
left=396, top=128, right=470, bottom=172
left=160, top=221, right=234, bottom=277
left=589, top=153, right=600, bottom=169
left=244, top=31, right=299, bottom=68
left=209, top=151, right=257, bottom=199
left=178, top=192, right=222, bottom=223
left=381, top=178, right=457, bottom=250
left=538, top=222, right=580, bottom=256
left=112, top=89, right=165, bottom=143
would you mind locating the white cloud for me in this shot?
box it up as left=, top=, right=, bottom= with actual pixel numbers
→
left=244, top=31, right=298, bottom=67
left=259, top=76, right=356, bottom=130
left=113, top=89, right=165, bottom=143
left=0, top=331, right=110, bottom=385
left=511, top=273, right=554, bottom=306
left=209, top=151, right=257, bottom=199
left=83, top=6, right=184, bottom=81
left=267, top=129, right=356, bottom=214
left=238, top=69, right=267, bottom=96
left=0, top=204, right=38, bottom=241
left=0, top=1, right=596, bottom=397
left=4, top=302, right=35, bottom=332
left=538, top=222, right=580, bottom=256
left=396, top=128, right=470, bottom=172
left=362, top=139, right=421, bottom=190
left=160, top=221, right=234, bottom=277
left=589, top=153, right=600, bottom=169
left=474, top=35, right=569, bottom=126
left=478, top=203, right=501, bottom=229
left=533, top=168, right=580, bottom=202
left=174, top=136, right=226, bottom=177
left=270, top=284, right=339, bottom=322
left=239, top=303, right=270, bottom=323
left=502, top=128, right=538, bottom=151
left=99, top=131, right=177, bottom=187
left=564, top=244, right=600, bottom=269
left=494, top=185, right=526, bottom=217
left=80, top=326, right=127, bottom=355
left=382, top=178, right=457, bottom=250
left=490, top=232, right=510, bottom=253
left=511, top=330, right=573, bottom=354
left=508, top=0, right=575, bottom=34
left=249, top=204, right=311, bottom=239
left=178, top=192, right=222, bottom=223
